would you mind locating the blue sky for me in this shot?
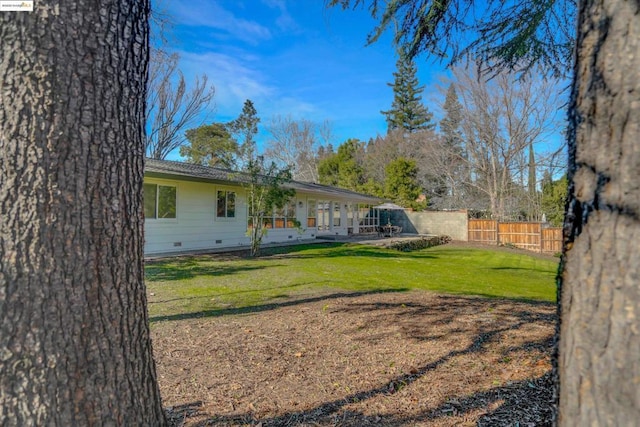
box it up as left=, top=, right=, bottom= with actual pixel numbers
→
left=154, top=0, right=449, bottom=156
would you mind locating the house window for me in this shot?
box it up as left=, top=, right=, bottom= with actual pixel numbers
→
left=144, top=183, right=176, bottom=219
left=333, top=202, right=341, bottom=227
left=358, top=203, right=379, bottom=231
left=217, top=190, right=236, bottom=218
left=347, top=203, right=354, bottom=227
left=285, top=203, right=296, bottom=228
left=274, top=202, right=296, bottom=228
left=317, top=200, right=330, bottom=230
left=307, top=199, right=316, bottom=228
left=274, top=205, right=285, bottom=229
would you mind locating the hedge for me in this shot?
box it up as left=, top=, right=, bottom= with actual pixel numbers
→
left=388, top=235, right=452, bottom=252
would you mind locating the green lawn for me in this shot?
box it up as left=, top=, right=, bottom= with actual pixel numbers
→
left=145, top=243, right=559, bottom=322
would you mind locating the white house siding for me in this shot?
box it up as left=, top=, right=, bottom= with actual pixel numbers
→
left=144, top=178, right=250, bottom=254
left=143, top=178, right=354, bottom=255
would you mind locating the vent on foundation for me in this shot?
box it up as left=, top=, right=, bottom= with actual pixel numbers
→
left=173, top=242, right=182, bottom=247
left=288, top=235, right=293, bottom=239
left=215, top=239, right=222, bottom=244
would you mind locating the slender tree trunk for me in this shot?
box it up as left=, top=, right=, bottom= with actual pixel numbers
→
left=0, top=1, right=166, bottom=424
left=557, top=0, right=640, bottom=424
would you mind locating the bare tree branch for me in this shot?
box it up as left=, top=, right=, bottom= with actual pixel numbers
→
left=264, top=115, right=330, bottom=183
left=145, top=49, right=215, bottom=159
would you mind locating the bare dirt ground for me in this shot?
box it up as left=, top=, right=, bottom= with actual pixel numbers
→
left=153, top=288, right=556, bottom=426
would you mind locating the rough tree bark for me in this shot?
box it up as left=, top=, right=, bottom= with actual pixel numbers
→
left=0, top=1, right=167, bottom=425
left=558, top=0, right=640, bottom=424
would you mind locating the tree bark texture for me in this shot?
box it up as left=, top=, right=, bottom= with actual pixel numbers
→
left=0, top=1, right=166, bottom=425
left=558, top=0, right=640, bottom=424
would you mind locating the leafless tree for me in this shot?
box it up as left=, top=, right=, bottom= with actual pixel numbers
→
left=146, top=49, right=215, bottom=159
left=448, top=66, right=561, bottom=219
left=264, top=115, right=334, bottom=182
left=413, top=131, right=468, bottom=209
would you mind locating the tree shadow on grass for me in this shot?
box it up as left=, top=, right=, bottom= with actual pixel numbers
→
left=150, top=282, right=311, bottom=305
left=490, top=266, right=558, bottom=275
left=145, top=243, right=437, bottom=283
left=145, top=260, right=277, bottom=282
left=163, top=294, right=556, bottom=426
left=149, top=288, right=411, bottom=323
left=259, top=242, right=440, bottom=260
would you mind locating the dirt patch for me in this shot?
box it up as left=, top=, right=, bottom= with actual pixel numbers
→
left=153, top=290, right=556, bottom=426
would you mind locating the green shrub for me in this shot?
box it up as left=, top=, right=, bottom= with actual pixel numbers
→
left=388, top=235, right=452, bottom=252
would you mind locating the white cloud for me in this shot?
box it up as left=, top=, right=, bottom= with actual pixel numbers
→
left=177, top=51, right=321, bottom=123
left=261, top=0, right=299, bottom=32
left=167, top=1, right=272, bottom=44
left=178, top=51, right=275, bottom=118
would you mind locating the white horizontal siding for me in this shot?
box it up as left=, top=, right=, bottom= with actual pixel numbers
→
left=144, top=177, right=356, bottom=254
left=144, top=178, right=251, bottom=254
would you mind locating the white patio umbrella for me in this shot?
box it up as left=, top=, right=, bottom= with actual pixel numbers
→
left=373, top=202, right=405, bottom=226
left=373, top=202, right=405, bottom=210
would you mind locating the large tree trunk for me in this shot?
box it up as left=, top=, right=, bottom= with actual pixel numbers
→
left=0, top=1, right=166, bottom=425
left=558, top=0, right=640, bottom=424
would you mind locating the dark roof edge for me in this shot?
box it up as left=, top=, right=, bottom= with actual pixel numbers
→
left=144, top=158, right=381, bottom=202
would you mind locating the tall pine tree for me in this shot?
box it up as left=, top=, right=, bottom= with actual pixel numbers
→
left=382, top=50, right=433, bottom=133
left=440, top=84, right=463, bottom=152
left=437, top=83, right=466, bottom=206
left=228, top=99, right=260, bottom=168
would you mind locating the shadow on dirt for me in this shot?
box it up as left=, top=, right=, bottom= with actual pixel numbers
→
left=162, top=294, right=556, bottom=426
left=166, top=371, right=554, bottom=426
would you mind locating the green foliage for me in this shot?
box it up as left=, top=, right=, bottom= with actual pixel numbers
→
left=381, top=50, right=434, bottom=133
left=145, top=243, right=558, bottom=320
left=541, top=173, right=567, bottom=226
left=388, top=235, right=451, bottom=252
left=244, top=156, right=296, bottom=257
left=384, top=158, right=422, bottom=208
left=360, top=178, right=385, bottom=198
left=327, top=0, right=575, bottom=78
left=180, top=123, right=238, bottom=168
left=318, top=139, right=366, bottom=191
left=228, top=99, right=260, bottom=166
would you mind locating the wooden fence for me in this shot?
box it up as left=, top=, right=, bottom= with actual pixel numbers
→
left=468, top=219, right=562, bottom=254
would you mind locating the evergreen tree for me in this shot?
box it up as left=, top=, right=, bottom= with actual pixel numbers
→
left=317, top=139, right=365, bottom=191
left=384, top=158, right=422, bottom=208
left=228, top=99, right=260, bottom=168
left=180, top=123, right=238, bottom=168
left=438, top=83, right=466, bottom=205
left=440, top=84, right=463, bottom=152
left=381, top=50, right=434, bottom=133
left=541, top=172, right=567, bottom=227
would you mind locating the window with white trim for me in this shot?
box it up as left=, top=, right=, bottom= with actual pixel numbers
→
left=216, top=190, right=236, bottom=218
left=274, top=202, right=296, bottom=228
left=333, top=202, right=341, bottom=227
left=307, top=199, right=316, bottom=228
left=144, top=183, right=176, bottom=219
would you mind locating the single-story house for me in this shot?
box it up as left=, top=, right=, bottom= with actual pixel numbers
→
left=144, top=158, right=382, bottom=255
